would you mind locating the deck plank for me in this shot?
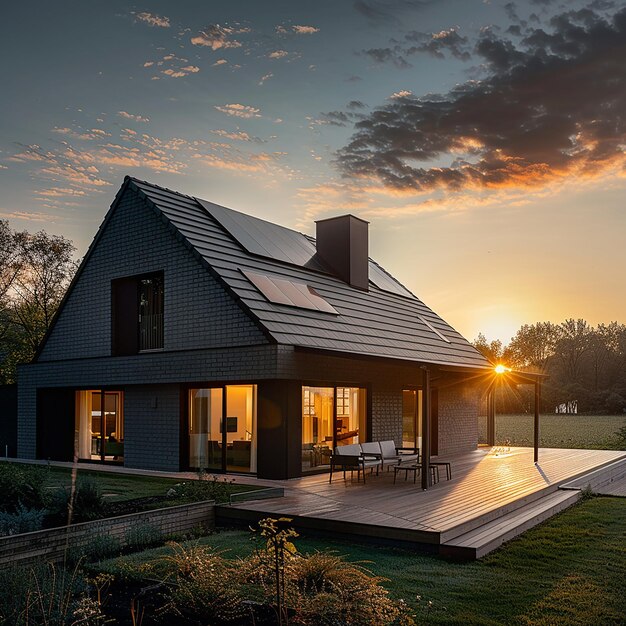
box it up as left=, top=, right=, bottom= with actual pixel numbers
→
left=229, top=448, right=625, bottom=541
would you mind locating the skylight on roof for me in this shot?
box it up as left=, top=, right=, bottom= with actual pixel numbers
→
left=242, top=269, right=338, bottom=315
left=418, top=315, right=451, bottom=343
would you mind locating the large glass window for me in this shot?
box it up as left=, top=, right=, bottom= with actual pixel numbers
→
left=188, top=385, right=257, bottom=473
left=402, top=389, right=422, bottom=451
left=75, top=390, right=124, bottom=463
left=139, top=275, right=164, bottom=351
left=301, top=386, right=367, bottom=473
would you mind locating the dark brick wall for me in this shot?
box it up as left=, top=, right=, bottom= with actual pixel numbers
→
left=437, top=382, right=481, bottom=456
left=38, top=185, right=266, bottom=362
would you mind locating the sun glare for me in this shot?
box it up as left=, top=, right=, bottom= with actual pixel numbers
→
left=495, top=364, right=507, bottom=374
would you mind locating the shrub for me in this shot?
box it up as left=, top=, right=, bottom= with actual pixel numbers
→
left=161, top=542, right=246, bottom=623
left=0, top=561, right=107, bottom=626
left=50, top=477, right=105, bottom=523
left=0, top=503, right=45, bottom=537
left=170, top=471, right=235, bottom=504
left=0, top=462, right=49, bottom=513
left=125, top=523, right=163, bottom=550
left=67, top=533, right=122, bottom=564
left=242, top=518, right=415, bottom=626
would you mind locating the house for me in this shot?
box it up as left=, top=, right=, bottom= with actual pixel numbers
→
left=17, top=176, right=492, bottom=480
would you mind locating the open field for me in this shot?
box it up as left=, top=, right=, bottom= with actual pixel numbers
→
left=478, top=414, right=625, bottom=450
left=96, top=496, right=626, bottom=625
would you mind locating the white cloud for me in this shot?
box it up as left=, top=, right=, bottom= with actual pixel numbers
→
left=268, top=50, right=288, bottom=59
left=390, top=90, right=413, bottom=99
left=210, top=129, right=256, bottom=142
left=191, top=24, right=248, bottom=50
left=0, top=210, right=58, bottom=222
left=258, top=72, right=273, bottom=85
left=214, top=104, right=261, bottom=119
left=162, top=65, right=200, bottom=78
left=292, top=25, right=319, bottom=34
left=213, top=59, right=228, bottom=66
left=118, top=111, right=150, bottom=122
left=135, top=12, right=170, bottom=28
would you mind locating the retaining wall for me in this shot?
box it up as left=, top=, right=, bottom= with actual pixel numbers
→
left=0, top=499, right=215, bottom=567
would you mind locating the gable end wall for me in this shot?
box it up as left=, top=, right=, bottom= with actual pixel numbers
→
left=38, top=186, right=267, bottom=362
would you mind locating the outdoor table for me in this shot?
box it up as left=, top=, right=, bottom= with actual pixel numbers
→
left=429, top=461, right=452, bottom=480
left=393, top=464, right=439, bottom=484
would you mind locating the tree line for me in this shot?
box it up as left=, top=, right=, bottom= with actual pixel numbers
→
left=0, top=220, right=76, bottom=383
left=473, top=320, right=626, bottom=414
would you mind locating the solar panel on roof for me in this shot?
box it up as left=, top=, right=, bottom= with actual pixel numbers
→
left=241, top=269, right=339, bottom=315
left=196, top=198, right=329, bottom=272
left=368, top=261, right=415, bottom=298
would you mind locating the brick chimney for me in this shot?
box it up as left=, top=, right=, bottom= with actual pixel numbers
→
left=315, top=215, right=369, bottom=290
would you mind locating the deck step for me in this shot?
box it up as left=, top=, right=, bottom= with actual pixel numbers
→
left=439, top=490, right=580, bottom=560
left=560, top=458, right=626, bottom=492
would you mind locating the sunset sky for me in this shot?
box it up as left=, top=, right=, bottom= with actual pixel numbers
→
left=1, top=0, right=624, bottom=344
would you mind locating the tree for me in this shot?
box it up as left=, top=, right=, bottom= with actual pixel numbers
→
left=505, top=322, right=560, bottom=369
left=472, top=333, right=504, bottom=364
left=0, top=227, right=77, bottom=383
left=0, top=221, right=23, bottom=342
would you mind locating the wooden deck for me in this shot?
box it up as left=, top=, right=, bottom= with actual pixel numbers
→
left=217, top=447, right=626, bottom=557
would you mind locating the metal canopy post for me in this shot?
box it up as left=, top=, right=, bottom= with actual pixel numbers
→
left=421, top=366, right=431, bottom=490
left=487, top=390, right=495, bottom=446
left=534, top=381, right=541, bottom=464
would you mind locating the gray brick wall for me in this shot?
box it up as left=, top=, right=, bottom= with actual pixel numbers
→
left=124, top=384, right=180, bottom=471
left=38, top=185, right=266, bottom=362
left=437, top=383, right=480, bottom=456
left=18, top=345, right=279, bottom=459
left=371, top=390, right=403, bottom=445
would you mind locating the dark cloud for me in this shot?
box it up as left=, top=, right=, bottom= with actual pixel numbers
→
left=347, top=100, right=367, bottom=109
left=405, top=28, right=471, bottom=60
left=319, top=109, right=367, bottom=126
left=336, top=6, right=626, bottom=192
left=361, top=47, right=412, bottom=68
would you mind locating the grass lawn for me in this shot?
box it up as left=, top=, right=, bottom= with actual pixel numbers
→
left=478, top=414, right=625, bottom=450
left=45, top=466, right=183, bottom=501
left=96, top=496, right=626, bottom=625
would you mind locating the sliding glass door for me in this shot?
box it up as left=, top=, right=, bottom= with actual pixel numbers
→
left=75, top=390, right=124, bottom=463
left=301, top=385, right=367, bottom=473
left=188, top=385, right=257, bottom=473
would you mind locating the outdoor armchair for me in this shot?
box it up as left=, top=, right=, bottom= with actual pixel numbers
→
left=378, top=440, right=420, bottom=470
left=329, top=444, right=382, bottom=483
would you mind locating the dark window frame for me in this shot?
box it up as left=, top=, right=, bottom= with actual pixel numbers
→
left=111, top=271, right=164, bottom=356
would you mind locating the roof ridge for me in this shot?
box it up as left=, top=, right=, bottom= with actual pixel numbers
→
left=126, top=175, right=197, bottom=202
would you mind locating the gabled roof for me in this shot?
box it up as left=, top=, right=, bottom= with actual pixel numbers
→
left=130, top=177, right=490, bottom=369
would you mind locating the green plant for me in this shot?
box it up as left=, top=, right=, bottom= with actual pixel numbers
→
left=67, top=534, right=122, bottom=565
left=161, top=542, right=245, bottom=623
left=0, top=462, right=49, bottom=513
left=170, top=471, right=235, bottom=503
left=50, top=477, right=105, bottom=524
left=0, top=561, right=109, bottom=626
left=0, top=503, right=45, bottom=537
left=124, top=523, right=162, bottom=550
left=255, top=517, right=298, bottom=625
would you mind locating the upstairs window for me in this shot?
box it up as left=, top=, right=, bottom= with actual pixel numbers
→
left=139, top=275, right=164, bottom=351
left=112, top=272, right=164, bottom=355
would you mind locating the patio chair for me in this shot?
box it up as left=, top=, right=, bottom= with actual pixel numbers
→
left=378, top=440, right=420, bottom=470
left=329, top=444, right=381, bottom=483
